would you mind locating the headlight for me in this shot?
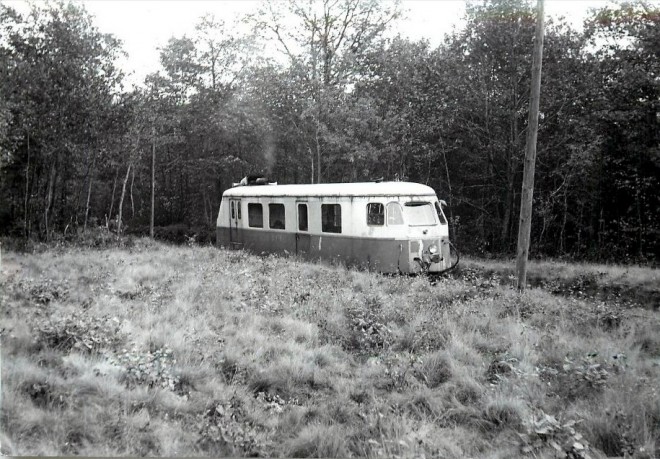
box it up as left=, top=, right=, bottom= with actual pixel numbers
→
left=428, top=244, right=438, bottom=254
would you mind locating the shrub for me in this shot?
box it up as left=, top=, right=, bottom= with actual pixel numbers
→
left=21, top=381, right=57, bottom=409
left=20, top=278, right=69, bottom=304
left=108, top=346, right=179, bottom=391
left=447, top=377, right=483, bottom=405
left=189, top=226, right=215, bottom=245
left=482, top=396, right=526, bottom=431
left=148, top=223, right=214, bottom=245
left=198, top=396, right=266, bottom=456
left=581, top=401, right=658, bottom=459
left=633, top=323, right=660, bottom=357
left=395, top=320, right=451, bottom=353
left=584, top=413, right=635, bottom=457
left=247, top=370, right=290, bottom=399
left=559, top=356, right=610, bottom=399
left=418, top=352, right=452, bottom=388
left=518, top=412, right=590, bottom=458
left=370, top=352, right=424, bottom=391
left=342, top=304, right=391, bottom=353
left=75, top=226, right=123, bottom=249
left=285, top=424, right=349, bottom=458
left=35, top=315, right=122, bottom=353
left=486, top=354, right=520, bottom=384
left=217, top=354, right=247, bottom=384
left=152, top=224, right=189, bottom=244
left=400, top=388, right=443, bottom=419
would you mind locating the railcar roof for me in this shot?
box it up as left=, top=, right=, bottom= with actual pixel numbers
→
left=222, top=181, right=437, bottom=198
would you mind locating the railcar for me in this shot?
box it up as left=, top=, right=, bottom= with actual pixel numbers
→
left=216, top=178, right=458, bottom=274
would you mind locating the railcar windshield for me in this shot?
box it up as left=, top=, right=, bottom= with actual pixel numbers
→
left=434, top=201, right=448, bottom=225
left=403, top=201, right=436, bottom=226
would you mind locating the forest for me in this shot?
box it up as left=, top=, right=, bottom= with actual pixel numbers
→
left=0, top=0, right=658, bottom=262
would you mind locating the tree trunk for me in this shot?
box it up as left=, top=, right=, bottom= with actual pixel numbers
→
left=24, top=131, right=30, bottom=238
left=308, top=146, right=315, bottom=184
left=108, top=166, right=119, bottom=226
left=516, top=0, right=544, bottom=291
left=441, top=144, right=455, bottom=242
left=577, top=201, right=584, bottom=257
left=27, top=160, right=40, bottom=238
left=44, top=160, right=57, bottom=241
left=130, top=166, right=135, bottom=219
left=315, top=115, right=321, bottom=183
left=202, top=188, right=209, bottom=227
left=117, top=164, right=132, bottom=235
left=635, top=173, right=643, bottom=257
left=83, top=153, right=97, bottom=232
left=597, top=207, right=604, bottom=259
left=560, top=188, right=568, bottom=254
left=74, top=150, right=93, bottom=226
left=501, top=163, right=515, bottom=251
left=150, top=124, right=156, bottom=239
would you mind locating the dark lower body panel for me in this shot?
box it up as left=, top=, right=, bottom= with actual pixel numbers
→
left=217, top=226, right=450, bottom=274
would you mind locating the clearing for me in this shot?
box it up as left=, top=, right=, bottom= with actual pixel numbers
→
left=1, top=239, right=658, bottom=457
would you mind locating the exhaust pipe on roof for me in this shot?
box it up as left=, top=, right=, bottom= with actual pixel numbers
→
left=232, top=175, right=277, bottom=187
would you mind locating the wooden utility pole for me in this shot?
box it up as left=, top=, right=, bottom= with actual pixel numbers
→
left=150, top=123, right=155, bottom=239
left=24, top=130, right=30, bottom=238
left=516, top=0, right=545, bottom=291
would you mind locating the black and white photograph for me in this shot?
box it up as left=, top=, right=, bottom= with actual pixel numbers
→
left=1, top=0, right=658, bottom=457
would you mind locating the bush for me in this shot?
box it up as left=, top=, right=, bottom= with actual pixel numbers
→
left=518, top=412, right=591, bottom=458
left=75, top=226, right=125, bottom=249
left=285, top=424, right=349, bottom=458
left=143, top=223, right=215, bottom=245
left=108, top=346, right=180, bottom=391
left=447, top=377, right=483, bottom=405
left=482, top=397, right=526, bottom=430
left=395, top=320, right=451, bottom=353
left=35, top=314, right=123, bottom=353
left=198, top=396, right=266, bottom=456
left=342, top=304, right=391, bottom=353
left=558, top=356, right=610, bottom=400
left=486, top=354, right=520, bottom=384
left=418, top=352, right=452, bottom=388
left=153, top=223, right=190, bottom=244
left=20, top=277, right=70, bottom=305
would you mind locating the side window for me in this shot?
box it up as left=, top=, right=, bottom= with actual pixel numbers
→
left=248, top=203, right=263, bottom=228
left=269, top=203, right=286, bottom=229
left=367, top=203, right=384, bottom=226
left=230, top=201, right=235, bottom=219
left=387, top=202, right=404, bottom=225
left=321, top=204, right=342, bottom=233
left=237, top=202, right=241, bottom=220
left=298, top=203, right=308, bottom=231
left=434, top=202, right=447, bottom=225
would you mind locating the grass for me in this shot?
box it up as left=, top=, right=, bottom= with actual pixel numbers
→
left=1, top=238, right=659, bottom=457
left=460, top=256, right=660, bottom=309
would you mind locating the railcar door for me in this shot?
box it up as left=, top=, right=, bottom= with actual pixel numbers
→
left=229, top=199, right=241, bottom=247
left=295, top=202, right=311, bottom=255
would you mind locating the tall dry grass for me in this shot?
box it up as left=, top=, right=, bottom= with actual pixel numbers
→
left=1, top=239, right=658, bottom=457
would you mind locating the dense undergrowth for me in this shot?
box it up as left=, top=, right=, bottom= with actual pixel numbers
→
left=1, top=239, right=659, bottom=457
left=458, top=258, right=659, bottom=311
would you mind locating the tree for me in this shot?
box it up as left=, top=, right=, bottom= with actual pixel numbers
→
left=250, top=0, right=401, bottom=182
left=0, top=1, right=124, bottom=239
left=581, top=1, right=660, bottom=260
